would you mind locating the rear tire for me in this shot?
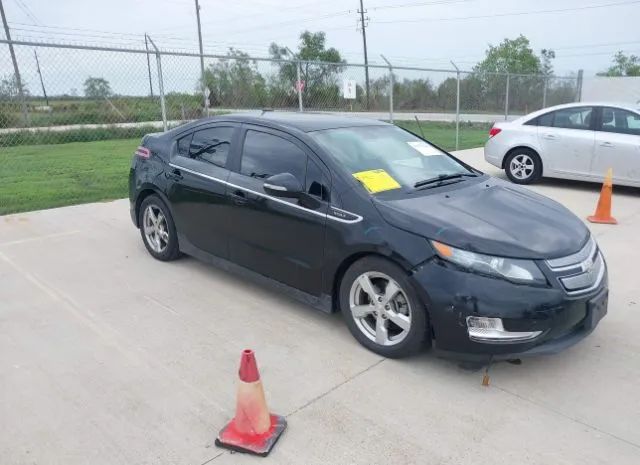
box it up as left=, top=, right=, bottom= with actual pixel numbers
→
left=138, top=194, right=180, bottom=261
left=505, top=148, right=542, bottom=184
left=339, top=256, right=430, bottom=358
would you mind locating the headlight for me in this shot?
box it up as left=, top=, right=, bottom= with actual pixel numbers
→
left=431, top=240, right=546, bottom=285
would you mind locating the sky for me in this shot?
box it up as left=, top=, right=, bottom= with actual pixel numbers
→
left=2, top=0, right=640, bottom=96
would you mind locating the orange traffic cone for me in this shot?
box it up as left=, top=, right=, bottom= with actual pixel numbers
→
left=215, top=349, right=286, bottom=456
left=588, top=168, right=617, bottom=225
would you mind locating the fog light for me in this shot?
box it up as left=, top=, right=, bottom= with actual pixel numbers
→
left=466, top=316, right=542, bottom=343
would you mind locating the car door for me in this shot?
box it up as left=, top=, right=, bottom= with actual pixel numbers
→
left=536, top=106, right=596, bottom=177
left=166, top=124, right=239, bottom=258
left=592, top=106, right=640, bottom=184
left=226, top=126, right=330, bottom=296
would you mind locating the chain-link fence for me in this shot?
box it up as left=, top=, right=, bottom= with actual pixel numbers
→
left=0, top=39, right=581, bottom=150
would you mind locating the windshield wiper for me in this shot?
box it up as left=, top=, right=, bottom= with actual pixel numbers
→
left=413, top=172, right=478, bottom=189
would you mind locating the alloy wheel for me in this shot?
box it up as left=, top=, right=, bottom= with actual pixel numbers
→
left=348, top=272, right=412, bottom=346
left=143, top=204, right=169, bottom=254
left=509, top=154, right=535, bottom=180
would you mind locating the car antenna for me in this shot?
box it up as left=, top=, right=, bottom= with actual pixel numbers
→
left=414, top=115, right=426, bottom=139
left=260, top=108, right=274, bottom=116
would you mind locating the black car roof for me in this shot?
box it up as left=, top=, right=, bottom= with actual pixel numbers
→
left=168, top=111, right=389, bottom=135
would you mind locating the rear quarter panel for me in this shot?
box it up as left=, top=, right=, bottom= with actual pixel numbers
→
left=485, top=123, right=541, bottom=170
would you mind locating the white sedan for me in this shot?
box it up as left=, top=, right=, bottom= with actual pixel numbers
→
left=484, top=102, right=640, bottom=187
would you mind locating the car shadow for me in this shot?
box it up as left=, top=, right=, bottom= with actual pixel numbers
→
left=536, top=177, right=640, bottom=195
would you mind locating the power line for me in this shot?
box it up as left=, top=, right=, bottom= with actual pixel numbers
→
left=368, top=0, right=474, bottom=10
left=12, top=0, right=39, bottom=25
left=153, top=0, right=348, bottom=32
left=10, top=26, right=147, bottom=43
left=372, top=0, right=640, bottom=24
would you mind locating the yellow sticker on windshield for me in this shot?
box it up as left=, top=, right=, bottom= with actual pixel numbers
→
left=352, top=169, right=401, bottom=194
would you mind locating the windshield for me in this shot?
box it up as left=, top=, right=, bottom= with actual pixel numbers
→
left=310, top=125, right=473, bottom=194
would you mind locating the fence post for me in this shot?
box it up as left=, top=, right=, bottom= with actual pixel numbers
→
left=381, top=55, right=393, bottom=123
left=286, top=47, right=303, bottom=112
left=450, top=61, right=460, bottom=151
left=147, top=36, right=167, bottom=131
left=296, top=60, right=303, bottom=112
left=1, top=1, right=29, bottom=126
left=504, top=73, right=510, bottom=121
left=542, top=76, right=548, bottom=108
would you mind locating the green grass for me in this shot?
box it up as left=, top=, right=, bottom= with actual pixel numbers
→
left=0, top=121, right=489, bottom=215
left=0, top=138, right=138, bottom=215
left=395, top=120, right=490, bottom=151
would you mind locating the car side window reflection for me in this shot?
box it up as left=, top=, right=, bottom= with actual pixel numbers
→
left=189, top=127, right=234, bottom=167
left=551, top=107, right=593, bottom=130
left=177, top=133, right=193, bottom=157
left=599, top=108, right=640, bottom=136
left=537, top=112, right=554, bottom=127
left=240, top=130, right=307, bottom=184
left=306, top=157, right=330, bottom=202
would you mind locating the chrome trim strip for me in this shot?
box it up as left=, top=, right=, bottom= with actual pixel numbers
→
left=263, top=183, right=287, bottom=191
left=562, top=252, right=606, bottom=296
left=547, top=236, right=596, bottom=271
left=466, top=316, right=543, bottom=343
left=169, top=163, right=363, bottom=224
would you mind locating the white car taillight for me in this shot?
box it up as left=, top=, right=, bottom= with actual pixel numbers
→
left=488, top=127, right=502, bottom=138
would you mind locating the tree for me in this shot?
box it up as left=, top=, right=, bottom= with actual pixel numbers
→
left=270, top=31, right=345, bottom=108
left=84, top=77, right=112, bottom=98
left=0, top=74, right=29, bottom=99
left=475, top=35, right=542, bottom=75
left=540, top=49, right=556, bottom=76
left=598, top=51, right=640, bottom=77
left=202, top=48, right=267, bottom=108
left=473, top=36, right=554, bottom=112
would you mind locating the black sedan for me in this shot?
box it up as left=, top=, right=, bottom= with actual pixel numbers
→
left=129, top=112, right=608, bottom=360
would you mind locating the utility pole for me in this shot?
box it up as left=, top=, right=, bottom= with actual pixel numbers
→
left=194, top=0, right=207, bottom=114
left=33, top=49, right=48, bottom=106
left=144, top=34, right=154, bottom=97
left=0, top=0, right=29, bottom=124
left=358, top=0, right=370, bottom=110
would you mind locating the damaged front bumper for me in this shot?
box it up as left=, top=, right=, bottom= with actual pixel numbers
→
left=410, top=259, right=608, bottom=362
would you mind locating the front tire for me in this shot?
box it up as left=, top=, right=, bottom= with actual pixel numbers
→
left=339, top=256, right=430, bottom=358
left=138, top=194, right=180, bottom=261
left=505, top=148, right=542, bottom=184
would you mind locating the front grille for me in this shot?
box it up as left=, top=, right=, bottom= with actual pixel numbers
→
left=546, top=236, right=605, bottom=295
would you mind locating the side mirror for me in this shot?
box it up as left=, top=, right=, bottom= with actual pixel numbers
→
left=263, top=173, right=304, bottom=198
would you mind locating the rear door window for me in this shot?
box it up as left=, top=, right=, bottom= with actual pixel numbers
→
left=177, top=133, right=192, bottom=157
left=189, top=127, right=234, bottom=167
left=551, top=107, right=594, bottom=130
left=537, top=112, right=555, bottom=127
left=599, top=107, right=640, bottom=136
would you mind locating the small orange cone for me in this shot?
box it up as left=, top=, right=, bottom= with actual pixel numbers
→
left=588, top=168, right=617, bottom=225
left=215, top=349, right=286, bottom=456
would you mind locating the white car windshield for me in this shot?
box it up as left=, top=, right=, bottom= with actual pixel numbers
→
left=310, top=125, right=473, bottom=192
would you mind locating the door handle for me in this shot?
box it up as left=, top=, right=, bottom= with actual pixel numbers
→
left=166, top=168, right=183, bottom=181
left=599, top=141, right=614, bottom=148
left=542, top=133, right=557, bottom=140
left=230, top=189, right=248, bottom=206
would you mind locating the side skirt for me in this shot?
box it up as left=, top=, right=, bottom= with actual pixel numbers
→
left=178, top=234, right=334, bottom=314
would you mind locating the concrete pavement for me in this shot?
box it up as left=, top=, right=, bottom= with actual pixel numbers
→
left=1, top=148, right=639, bottom=465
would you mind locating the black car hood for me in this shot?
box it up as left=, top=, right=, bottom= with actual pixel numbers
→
left=374, top=178, right=589, bottom=259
